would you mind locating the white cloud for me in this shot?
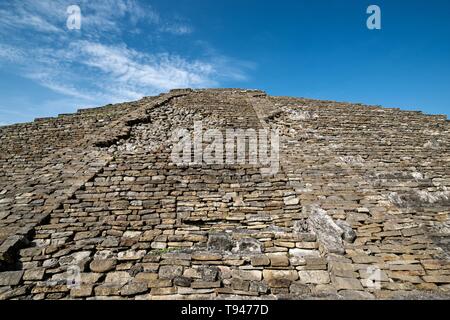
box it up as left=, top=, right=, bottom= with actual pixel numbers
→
left=0, top=97, right=102, bottom=125
left=0, top=0, right=162, bottom=39
left=67, top=40, right=218, bottom=98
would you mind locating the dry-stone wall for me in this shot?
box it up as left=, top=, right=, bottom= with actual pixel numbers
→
left=0, top=89, right=449, bottom=300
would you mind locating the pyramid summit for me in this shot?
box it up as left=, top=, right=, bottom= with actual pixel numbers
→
left=0, top=88, right=449, bottom=299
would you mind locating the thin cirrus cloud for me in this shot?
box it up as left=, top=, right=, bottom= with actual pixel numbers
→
left=0, top=0, right=252, bottom=123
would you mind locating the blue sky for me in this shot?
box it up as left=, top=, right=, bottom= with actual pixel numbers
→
left=0, top=0, right=449, bottom=125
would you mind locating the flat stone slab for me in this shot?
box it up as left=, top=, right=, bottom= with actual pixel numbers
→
left=0, top=271, right=24, bottom=286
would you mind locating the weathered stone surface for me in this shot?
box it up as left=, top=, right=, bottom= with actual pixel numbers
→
left=269, top=255, right=289, bottom=267
left=32, top=283, right=69, bottom=294
left=23, top=268, right=45, bottom=281
left=332, top=276, right=364, bottom=290
left=117, top=250, right=145, bottom=261
left=150, top=287, right=177, bottom=295
left=70, top=285, right=93, bottom=298
left=289, top=248, right=320, bottom=258
left=135, top=272, right=159, bottom=283
left=232, top=270, right=262, bottom=281
left=191, top=281, right=221, bottom=289
left=200, top=266, right=218, bottom=282
left=233, top=238, right=262, bottom=254
left=43, top=258, right=59, bottom=268
left=230, top=278, right=250, bottom=291
left=283, top=195, right=299, bottom=205
left=80, top=273, right=102, bottom=284
left=192, top=252, right=222, bottom=261
left=59, top=251, right=91, bottom=270
left=268, top=278, right=292, bottom=288
left=339, top=290, right=375, bottom=300
left=173, top=276, right=192, bottom=287
left=20, top=247, right=42, bottom=257
left=290, top=282, right=311, bottom=295
left=423, top=276, right=450, bottom=283
left=249, top=281, right=269, bottom=293
left=336, top=220, right=357, bottom=243
left=147, top=279, right=172, bottom=288
left=0, top=286, right=29, bottom=300
left=94, top=284, right=121, bottom=296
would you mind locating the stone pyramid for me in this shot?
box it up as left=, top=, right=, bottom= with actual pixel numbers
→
left=0, top=88, right=449, bottom=299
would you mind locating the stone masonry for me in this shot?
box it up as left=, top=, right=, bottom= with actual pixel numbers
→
left=0, top=88, right=449, bottom=300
